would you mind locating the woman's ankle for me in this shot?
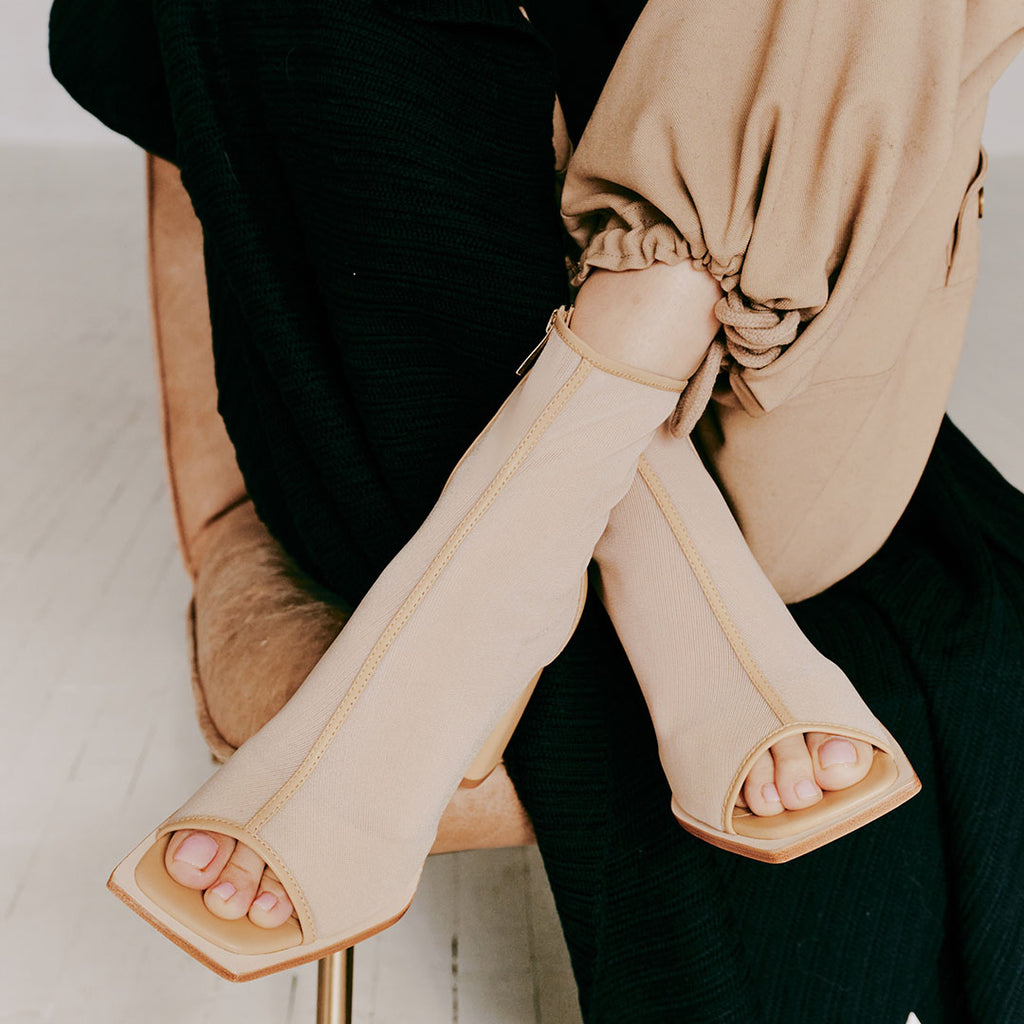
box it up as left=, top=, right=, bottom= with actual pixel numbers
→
left=570, top=261, right=723, bottom=380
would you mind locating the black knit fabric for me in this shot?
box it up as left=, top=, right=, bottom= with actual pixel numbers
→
left=509, top=414, right=1024, bottom=1023
left=49, top=0, right=176, bottom=161
left=50, top=1, right=1024, bottom=1019
left=153, top=0, right=571, bottom=605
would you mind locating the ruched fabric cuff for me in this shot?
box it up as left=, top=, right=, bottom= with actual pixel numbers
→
left=568, top=201, right=811, bottom=434
left=559, top=0, right=1023, bottom=423
left=570, top=204, right=742, bottom=290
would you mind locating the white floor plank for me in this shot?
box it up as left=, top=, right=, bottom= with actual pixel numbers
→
left=455, top=848, right=541, bottom=1024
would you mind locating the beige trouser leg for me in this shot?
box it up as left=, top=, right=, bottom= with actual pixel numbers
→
left=579, top=107, right=988, bottom=862
left=561, top=0, right=1022, bottom=602
left=549, top=0, right=1021, bottom=863
left=582, top=111, right=987, bottom=858
left=696, top=104, right=990, bottom=603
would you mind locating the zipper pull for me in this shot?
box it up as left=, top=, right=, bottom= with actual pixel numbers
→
left=516, top=308, right=561, bottom=377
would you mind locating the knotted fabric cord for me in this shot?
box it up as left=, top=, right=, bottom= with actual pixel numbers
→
left=670, top=286, right=807, bottom=437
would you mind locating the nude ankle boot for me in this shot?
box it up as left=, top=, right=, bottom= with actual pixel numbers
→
left=593, top=424, right=920, bottom=862
left=108, top=307, right=689, bottom=979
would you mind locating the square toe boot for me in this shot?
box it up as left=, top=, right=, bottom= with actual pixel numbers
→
left=108, top=307, right=688, bottom=980
left=593, top=424, right=921, bottom=863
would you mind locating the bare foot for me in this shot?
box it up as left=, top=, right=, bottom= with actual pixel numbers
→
left=741, top=733, right=873, bottom=815
left=163, top=730, right=872, bottom=915
left=164, top=829, right=296, bottom=929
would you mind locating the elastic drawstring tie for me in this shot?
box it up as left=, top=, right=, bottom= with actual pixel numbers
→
left=669, top=288, right=805, bottom=437
left=669, top=337, right=726, bottom=438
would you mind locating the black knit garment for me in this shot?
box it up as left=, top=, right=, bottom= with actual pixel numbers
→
left=152, top=0, right=571, bottom=604
left=49, top=0, right=1024, bottom=1019
left=507, top=416, right=1024, bottom=1023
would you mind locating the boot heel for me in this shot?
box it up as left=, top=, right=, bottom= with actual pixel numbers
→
left=460, top=574, right=589, bottom=787
left=459, top=671, right=541, bottom=788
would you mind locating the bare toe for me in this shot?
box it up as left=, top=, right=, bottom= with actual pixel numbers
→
left=248, top=869, right=296, bottom=929
left=770, top=734, right=822, bottom=810
left=164, top=830, right=235, bottom=889
left=742, top=749, right=784, bottom=816
left=806, top=733, right=874, bottom=792
left=203, top=840, right=266, bottom=920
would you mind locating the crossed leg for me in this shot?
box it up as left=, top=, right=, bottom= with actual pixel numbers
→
left=163, top=260, right=873, bottom=926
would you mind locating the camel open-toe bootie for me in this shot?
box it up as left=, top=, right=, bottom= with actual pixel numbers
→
left=593, top=424, right=921, bottom=863
left=108, top=307, right=688, bottom=980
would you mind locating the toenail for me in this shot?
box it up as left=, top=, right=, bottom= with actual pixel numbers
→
left=253, top=892, right=279, bottom=913
left=174, top=833, right=219, bottom=869
left=761, top=782, right=781, bottom=804
left=795, top=779, right=820, bottom=801
left=210, top=881, right=236, bottom=901
left=819, top=738, right=858, bottom=768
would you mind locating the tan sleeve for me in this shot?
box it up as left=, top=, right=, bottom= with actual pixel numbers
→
left=561, top=0, right=1024, bottom=417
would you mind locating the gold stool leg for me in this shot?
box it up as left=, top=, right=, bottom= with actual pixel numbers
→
left=316, top=949, right=354, bottom=1024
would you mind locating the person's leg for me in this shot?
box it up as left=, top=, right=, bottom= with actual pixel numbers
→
left=160, top=250, right=887, bottom=926
left=517, top=1, right=1018, bottom=1009
left=144, top=0, right=892, bottom=906
left=134, top=0, right=571, bottom=934
left=119, top=272, right=734, bottom=971
left=121, top=0, right=1007, bottom=978
left=693, top=104, right=991, bottom=605
left=559, top=0, right=1020, bottom=609
left=145, top=0, right=904, bottom=922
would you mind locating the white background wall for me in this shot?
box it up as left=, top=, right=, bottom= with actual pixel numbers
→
left=0, top=1, right=128, bottom=146
left=985, top=53, right=1024, bottom=153
left=2, top=0, right=1023, bottom=150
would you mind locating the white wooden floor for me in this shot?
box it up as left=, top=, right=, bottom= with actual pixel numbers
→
left=0, top=144, right=1021, bottom=1024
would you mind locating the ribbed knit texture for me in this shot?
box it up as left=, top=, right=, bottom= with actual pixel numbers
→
left=49, top=1, right=1023, bottom=1019
left=506, top=416, right=1023, bottom=1023
left=49, top=0, right=177, bottom=161
left=149, top=0, right=571, bottom=604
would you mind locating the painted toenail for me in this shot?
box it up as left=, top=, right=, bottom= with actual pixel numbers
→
left=795, top=779, right=820, bottom=801
left=820, top=738, right=858, bottom=768
left=253, top=892, right=279, bottom=912
left=174, top=833, right=219, bottom=869
left=210, top=881, right=236, bottom=901
left=761, top=782, right=781, bottom=804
